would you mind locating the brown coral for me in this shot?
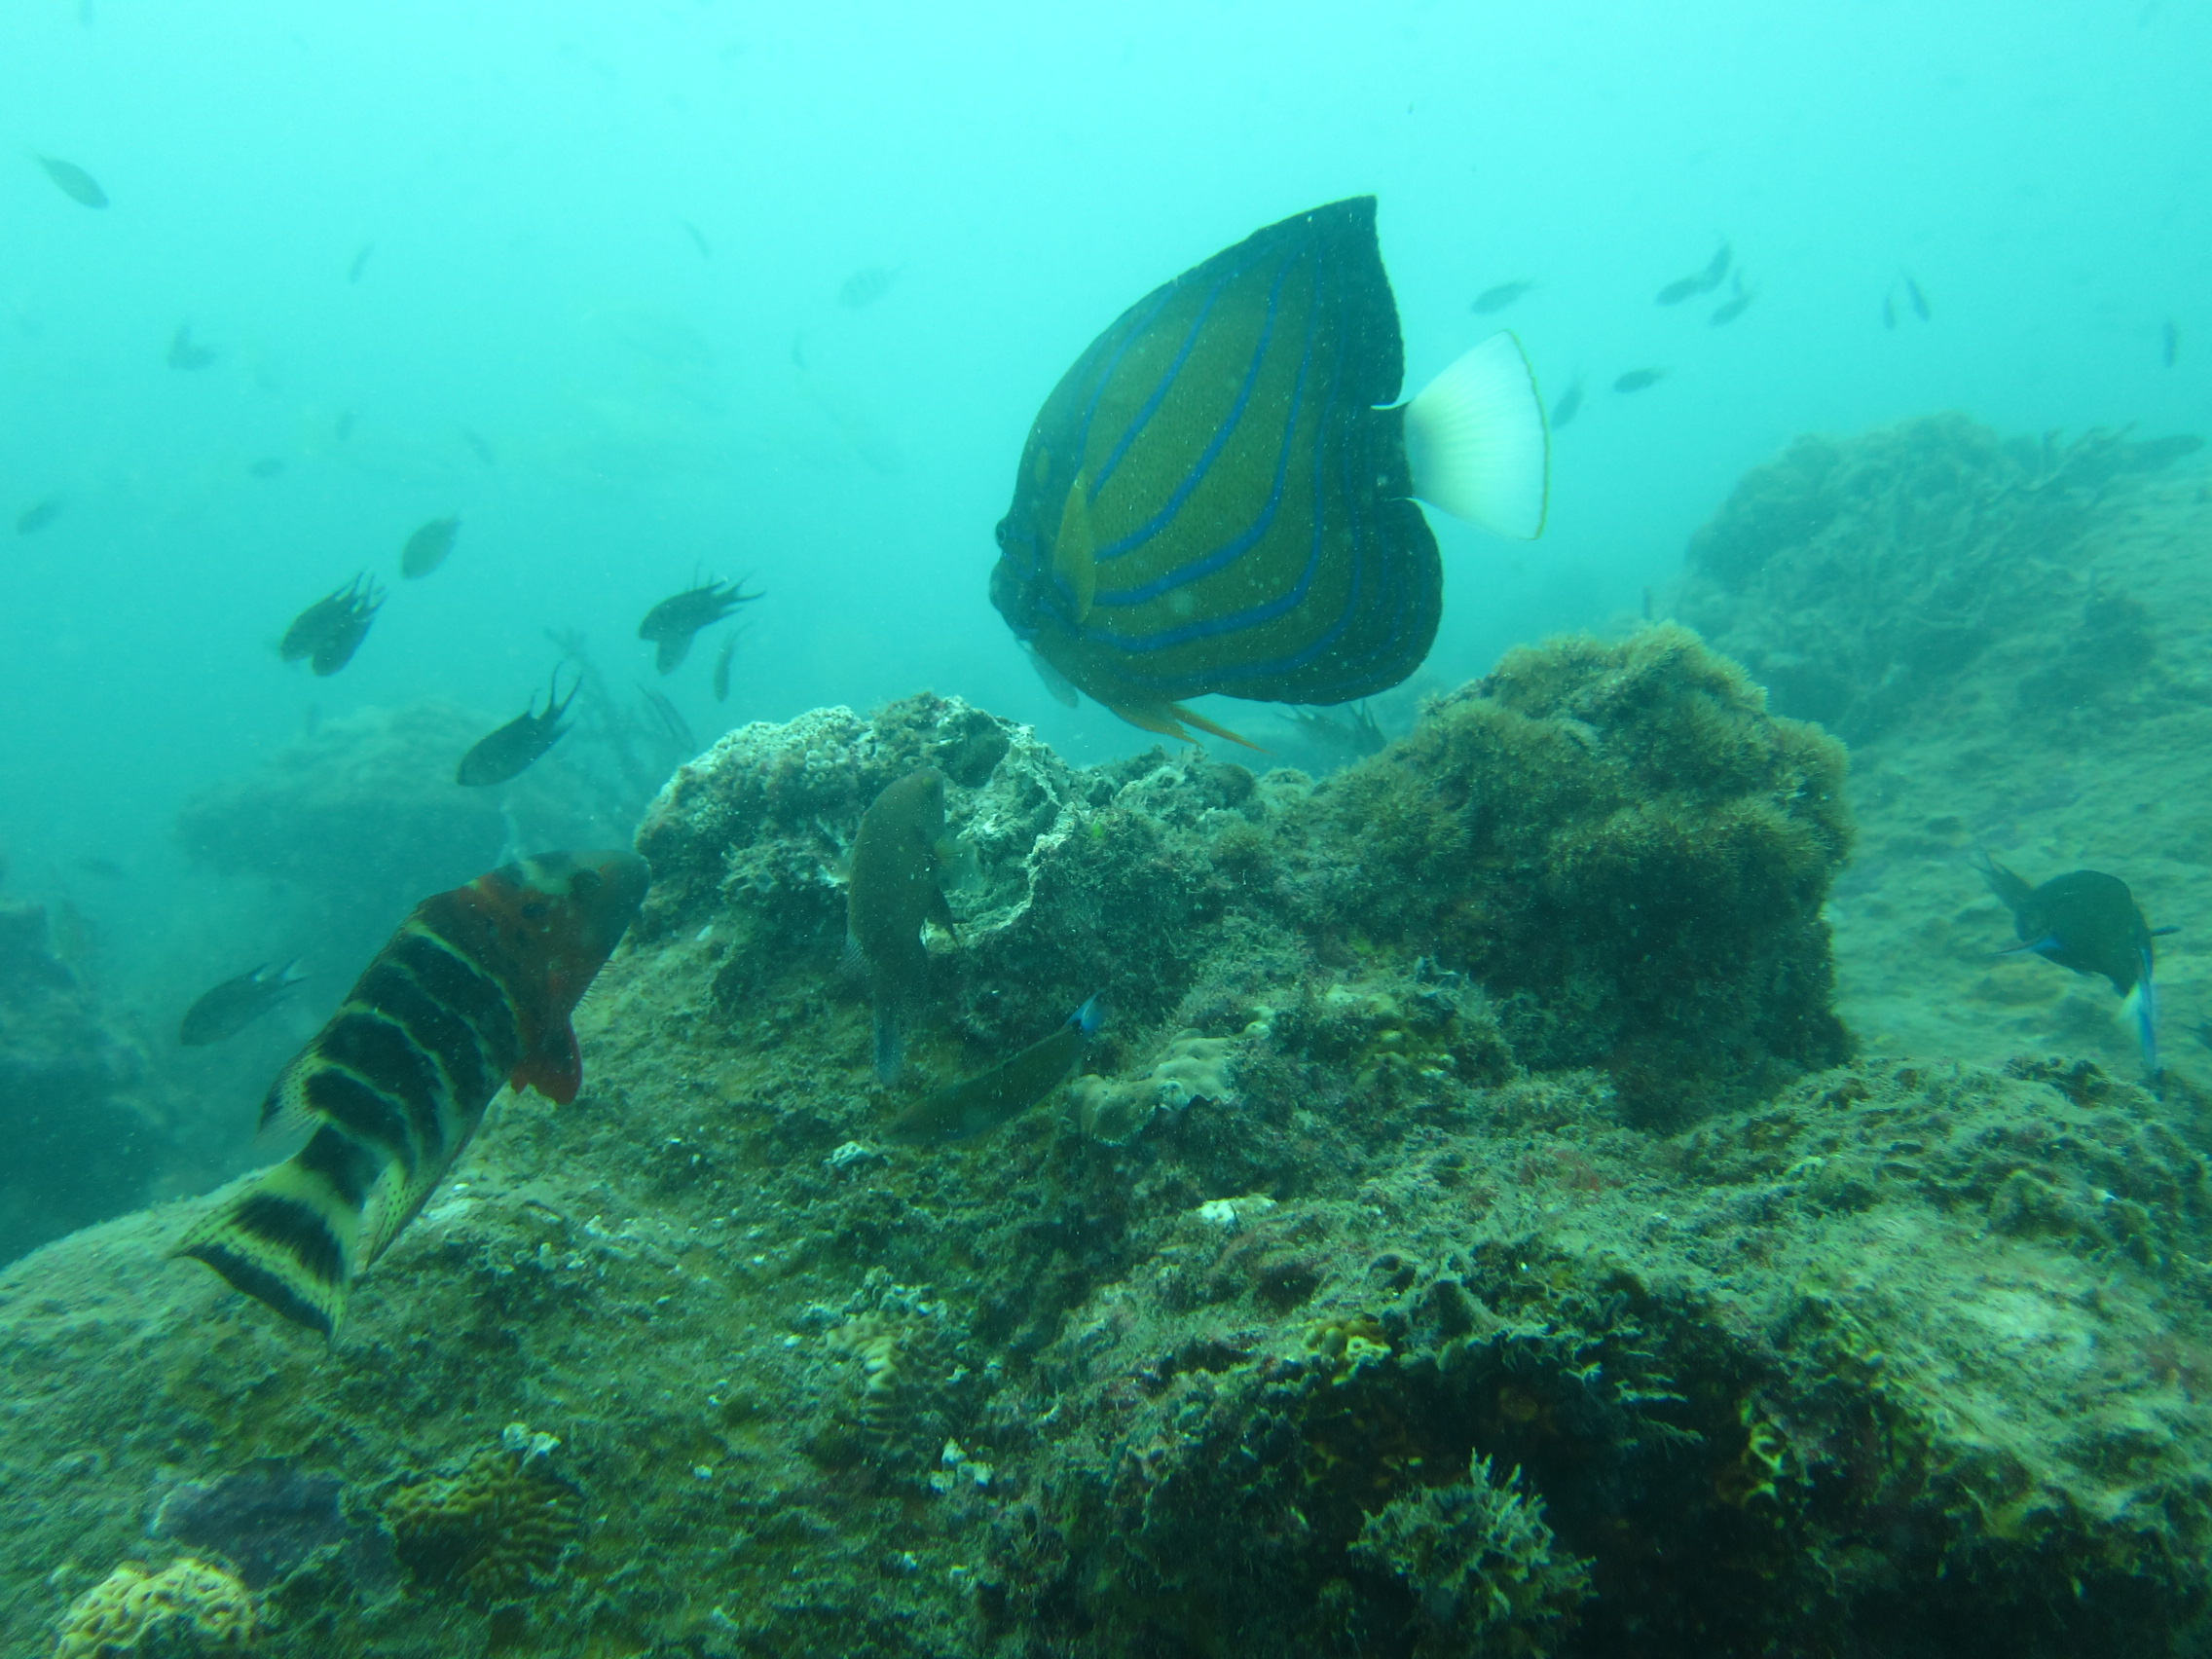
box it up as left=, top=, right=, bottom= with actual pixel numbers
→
left=381, top=1446, right=582, bottom=1604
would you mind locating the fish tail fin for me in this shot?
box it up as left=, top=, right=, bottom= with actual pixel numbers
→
left=874, top=1006, right=904, bottom=1084
left=172, top=1140, right=365, bottom=1338
left=1403, top=332, right=1550, bottom=538
left=1075, top=996, right=1108, bottom=1039
left=2125, top=956, right=2159, bottom=1075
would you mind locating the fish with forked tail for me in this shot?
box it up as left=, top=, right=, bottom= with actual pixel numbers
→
left=180, top=960, right=308, bottom=1047
left=888, top=998, right=1106, bottom=1145
left=280, top=574, right=384, bottom=676
left=457, top=669, right=578, bottom=786
left=174, top=849, right=648, bottom=1335
left=639, top=577, right=759, bottom=674
left=1979, top=853, right=2174, bottom=1073
left=847, top=769, right=964, bottom=1083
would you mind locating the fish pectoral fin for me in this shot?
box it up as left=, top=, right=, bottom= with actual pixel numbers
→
left=1402, top=332, right=1551, bottom=539
left=257, top=1053, right=320, bottom=1139
left=1051, top=476, right=1098, bottom=622
left=1105, top=696, right=1268, bottom=754
left=512, top=1022, right=584, bottom=1105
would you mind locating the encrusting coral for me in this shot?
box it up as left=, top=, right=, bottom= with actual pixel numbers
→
left=380, top=1438, right=582, bottom=1606
left=53, top=1557, right=256, bottom=1657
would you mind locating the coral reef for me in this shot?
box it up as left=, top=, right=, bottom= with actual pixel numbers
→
left=6, top=492, right=2212, bottom=1657
left=0, top=897, right=166, bottom=1264
left=53, top=1557, right=256, bottom=1657
left=381, top=1438, right=583, bottom=1605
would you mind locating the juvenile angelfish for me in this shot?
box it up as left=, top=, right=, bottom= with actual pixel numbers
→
left=846, top=768, right=963, bottom=1083
left=1980, top=854, right=2175, bottom=1073
left=175, top=849, right=648, bottom=1335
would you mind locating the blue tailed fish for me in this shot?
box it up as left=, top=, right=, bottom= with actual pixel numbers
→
left=990, top=197, right=1549, bottom=748
left=1979, top=854, right=2175, bottom=1074
left=175, top=849, right=648, bottom=1335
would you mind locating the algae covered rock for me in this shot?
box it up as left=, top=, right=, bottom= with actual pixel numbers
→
left=1288, top=623, right=1852, bottom=1121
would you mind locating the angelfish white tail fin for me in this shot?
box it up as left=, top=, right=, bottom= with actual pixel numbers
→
left=1402, top=331, right=1550, bottom=539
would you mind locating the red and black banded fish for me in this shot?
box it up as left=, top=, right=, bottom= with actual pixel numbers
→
left=175, top=849, right=648, bottom=1336
left=989, top=197, right=1549, bottom=750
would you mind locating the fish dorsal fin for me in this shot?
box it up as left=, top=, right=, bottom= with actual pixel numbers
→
left=1052, top=476, right=1098, bottom=622
left=1402, top=332, right=1550, bottom=539
left=512, top=1020, right=584, bottom=1105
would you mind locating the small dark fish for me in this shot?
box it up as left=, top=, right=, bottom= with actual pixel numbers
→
left=175, top=849, right=647, bottom=1334
left=1980, top=854, right=2175, bottom=1072
left=167, top=324, right=217, bottom=370
left=838, top=264, right=902, bottom=309
left=400, top=515, right=460, bottom=579
left=180, top=960, right=307, bottom=1047
left=1654, top=275, right=1704, bottom=306
left=1708, top=276, right=1754, bottom=327
left=678, top=217, right=712, bottom=258
left=1283, top=702, right=1387, bottom=768
left=249, top=457, right=287, bottom=481
left=457, top=669, right=578, bottom=786
left=639, top=577, right=759, bottom=674
left=848, top=768, right=963, bottom=1083
left=1903, top=274, right=1931, bottom=321
left=712, top=631, right=737, bottom=702
left=1882, top=289, right=1897, bottom=330
left=35, top=153, right=107, bottom=208
left=347, top=243, right=373, bottom=283
left=1472, top=279, right=1534, bottom=313
left=1656, top=243, right=1730, bottom=306
left=2162, top=320, right=2180, bottom=368
left=1697, top=241, right=1732, bottom=290
left=1612, top=368, right=1668, bottom=393
left=461, top=427, right=496, bottom=467
left=80, top=856, right=125, bottom=880
left=1550, top=375, right=1585, bottom=430
left=280, top=573, right=384, bottom=676
left=887, top=999, right=1107, bottom=1145
left=15, top=497, right=63, bottom=536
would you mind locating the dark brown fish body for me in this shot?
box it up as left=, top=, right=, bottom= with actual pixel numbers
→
left=639, top=577, right=758, bottom=674
left=401, top=515, right=460, bottom=579
left=180, top=960, right=305, bottom=1046
left=281, top=573, right=384, bottom=676
left=457, top=670, right=578, bottom=786
left=1613, top=368, right=1667, bottom=393
left=175, top=849, right=648, bottom=1334
left=848, top=768, right=958, bottom=1082
left=36, top=153, right=107, bottom=208
left=1471, top=279, right=1534, bottom=313
left=888, top=999, right=1105, bottom=1145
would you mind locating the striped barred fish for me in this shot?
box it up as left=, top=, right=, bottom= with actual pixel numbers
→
left=176, top=849, right=649, bottom=1336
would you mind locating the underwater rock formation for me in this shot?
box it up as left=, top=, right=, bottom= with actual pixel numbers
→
left=0, top=898, right=165, bottom=1265
left=1675, top=413, right=2200, bottom=742
left=2, top=640, right=2209, bottom=1656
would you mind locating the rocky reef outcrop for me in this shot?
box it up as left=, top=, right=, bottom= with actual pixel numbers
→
left=0, top=628, right=2206, bottom=1656
left=0, top=897, right=165, bottom=1265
